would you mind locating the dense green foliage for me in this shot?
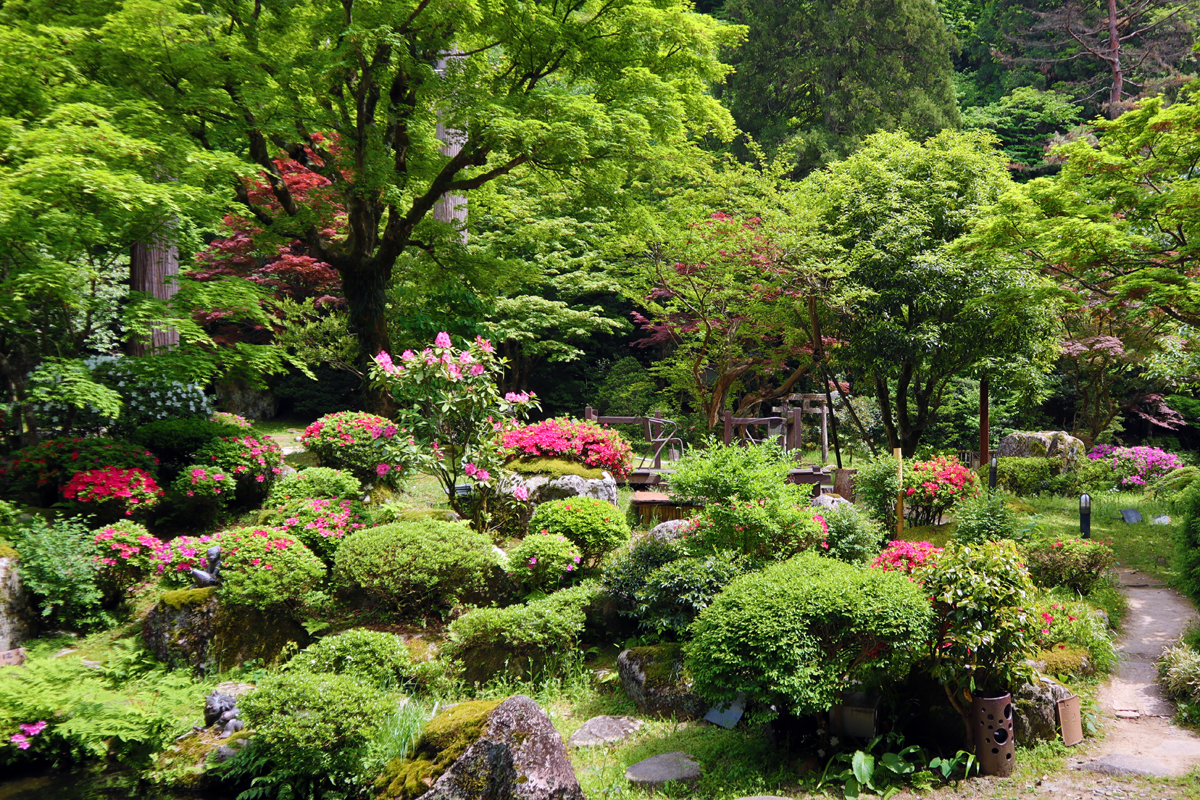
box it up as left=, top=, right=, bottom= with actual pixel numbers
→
left=1172, top=480, right=1200, bottom=602
left=506, top=532, right=583, bottom=594
left=217, top=527, right=326, bottom=609
left=994, top=457, right=1060, bottom=496
left=528, top=497, right=630, bottom=564
left=288, top=629, right=414, bottom=690
left=9, top=516, right=112, bottom=631
left=131, top=419, right=246, bottom=477
left=601, top=536, right=686, bottom=618
left=634, top=551, right=751, bottom=639
left=819, top=503, right=886, bottom=563
left=334, top=521, right=498, bottom=612
left=1025, top=537, right=1117, bottom=594
left=952, top=490, right=1022, bottom=544
left=687, top=553, right=933, bottom=715
left=268, top=468, right=364, bottom=504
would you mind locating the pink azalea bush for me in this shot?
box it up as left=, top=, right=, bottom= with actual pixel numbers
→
left=871, top=540, right=944, bottom=575
left=153, top=533, right=221, bottom=587
left=61, top=465, right=163, bottom=520
left=217, top=527, right=326, bottom=608
left=211, top=411, right=253, bottom=429
left=91, top=520, right=166, bottom=590
left=194, top=434, right=285, bottom=499
left=1087, top=444, right=1182, bottom=488
left=260, top=496, right=367, bottom=563
left=507, top=532, right=583, bottom=593
left=682, top=498, right=827, bottom=561
left=9, top=720, right=47, bottom=751
left=501, top=417, right=634, bottom=481
left=903, top=455, right=980, bottom=526
left=300, top=411, right=418, bottom=487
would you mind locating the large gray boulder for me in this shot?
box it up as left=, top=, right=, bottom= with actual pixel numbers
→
left=617, top=645, right=706, bottom=720
left=1013, top=677, right=1073, bottom=743
left=0, top=554, right=34, bottom=650
left=625, top=752, right=701, bottom=789
left=508, top=472, right=619, bottom=508
left=142, top=588, right=309, bottom=676
left=377, top=695, right=583, bottom=800
left=647, top=519, right=690, bottom=543
left=996, top=431, right=1085, bottom=467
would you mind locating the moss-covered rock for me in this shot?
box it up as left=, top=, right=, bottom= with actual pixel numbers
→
left=375, top=695, right=583, bottom=800
left=996, top=431, right=1085, bottom=466
left=0, top=553, right=34, bottom=650
left=616, top=645, right=706, bottom=720
left=1036, top=644, right=1095, bottom=677
left=508, top=458, right=605, bottom=481
left=149, top=727, right=252, bottom=789
left=142, top=591, right=309, bottom=675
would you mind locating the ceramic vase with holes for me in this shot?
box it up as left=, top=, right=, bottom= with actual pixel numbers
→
left=972, top=692, right=1015, bottom=776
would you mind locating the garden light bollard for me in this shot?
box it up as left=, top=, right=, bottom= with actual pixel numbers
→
left=989, top=456, right=997, bottom=491
left=1080, top=493, right=1091, bottom=539
left=973, top=692, right=1015, bottom=777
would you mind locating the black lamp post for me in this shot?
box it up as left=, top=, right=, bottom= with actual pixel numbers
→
left=1080, top=493, right=1091, bottom=539
left=989, top=456, right=998, bottom=491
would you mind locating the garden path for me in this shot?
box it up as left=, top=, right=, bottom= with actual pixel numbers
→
left=1073, top=569, right=1200, bottom=778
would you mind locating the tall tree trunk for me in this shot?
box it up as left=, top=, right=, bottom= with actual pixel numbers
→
left=343, top=261, right=395, bottom=415
left=128, top=236, right=181, bottom=355
left=1106, top=0, right=1124, bottom=117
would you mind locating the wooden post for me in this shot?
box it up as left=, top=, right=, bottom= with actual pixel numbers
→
left=820, top=401, right=829, bottom=464
left=723, top=411, right=733, bottom=447
left=895, top=447, right=904, bottom=538
left=791, top=408, right=802, bottom=453
left=979, top=373, right=990, bottom=468
left=584, top=406, right=596, bottom=423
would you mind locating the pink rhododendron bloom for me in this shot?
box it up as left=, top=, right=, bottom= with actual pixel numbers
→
left=505, top=391, right=530, bottom=403
left=476, top=469, right=490, bottom=482
left=376, top=463, right=391, bottom=476
left=475, top=335, right=494, bottom=353
left=514, top=486, right=529, bottom=501
left=464, top=463, right=478, bottom=477
left=256, top=474, right=265, bottom=482
left=448, top=364, right=462, bottom=380
left=400, top=350, right=416, bottom=362
left=10, top=734, right=30, bottom=749
left=470, top=364, right=486, bottom=376
left=459, top=351, right=474, bottom=364
left=374, top=351, right=397, bottom=373
left=435, top=331, right=452, bottom=348
left=19, top=721, right=47, bottom=736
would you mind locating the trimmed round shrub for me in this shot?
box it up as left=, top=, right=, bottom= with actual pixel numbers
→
left=194, top=434, right=283, bottom=501
left=507, top=532, right=583, bottom=594
left=300, top=411, right=417, bottom=487
left=1147, top=466, right=1200, bottom=504
left=268, top=467, right=363, bottom=504
left=528, top=497, right=630, bottom=564
left=211, top=412, right=253, bottom=428
left=91, top=520, right=165, bottom=591
left=903, top=455, right=980, bottom=526
left=684, top=499, right=825, bottom=561
left=634, top=550, right=750, bottom=639
left=952, top=490, right=1021, bottom=544
left=152, top=533, right=221, bottom=588
left=686, top=552, right=934, bottom=715
left=288, top=628, right=413, bottom=689
left=217, top=527, right=326, bottom=608
left=131, top=418, right=246, bottom=477
left=601, top=536, right=685, bottom=616
left=259, top=496, right=369, bottom=563
left=991, top=456, right=1061, bottom=496
left=334, top=520, right=498, bottom=611
left=501, top=418, right=634, bottom=480
left=818, top=503, right=886, bottom=563
left=238, top=671, right=393, bottom=783
left=1089, top=444, right=1183, bottom=489
left=1025, top=537, right=1116, bottom=594
left=0, top=436, right=159, bottom=504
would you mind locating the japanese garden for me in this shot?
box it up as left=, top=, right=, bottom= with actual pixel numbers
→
left=1, top=0, right=1199, bottom=797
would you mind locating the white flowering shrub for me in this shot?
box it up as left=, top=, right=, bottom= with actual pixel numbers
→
left=29, top=354, right=212, bottom=436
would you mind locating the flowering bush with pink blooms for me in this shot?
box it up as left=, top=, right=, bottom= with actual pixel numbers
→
left=507, top=532, right=583, bottom=594
left=8, top=720, right=48, bottom=751
left=152, top=533, right=220, bottom=587
left=1024, top=537, right=1115, bottom=593
left=681, top=498, right=827, bottom=561
left=300, top=411, right=419, bottom=488
left=90, top=520, right=165, bottom=590
left=194, top=434, right=284, bottom=501
left=870, top=540, right=944, bottom=574
left=501, top=418, right=633, bottom=480
left=61, top=466, right=163, bottom=520
left=903, top=455, right=980, bottom=526
left=0, top=436, right=159, bottom=505
left=369, top=333, right=539, bottom=521
left=1087, top=444, right=1182, bottom=488
left=259, top=496, right=368, bottom=563
left=213, top=527, right=326, bottom=608
left=211, top=411, right=253, bottom=428
left=171, top=465, right=233, bottom=525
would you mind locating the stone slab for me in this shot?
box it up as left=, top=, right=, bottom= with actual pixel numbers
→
left=567, top=715, right=642, bottom=748
left=1120, top=509, right=1143, bottom=524
left=1081, top=753, right=1173, bottom=777
left=625, top=752, right=701, bottom=788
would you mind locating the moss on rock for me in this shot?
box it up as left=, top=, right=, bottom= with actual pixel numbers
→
left=1038, top=644, right=1094, bottom=677
left=160, top=587, right=217, bottom=610
left=375, top=700, right=501, bottom=800
left=0, top=541, right=18, bottom=560
left=508, top=457, right=605, bottom=480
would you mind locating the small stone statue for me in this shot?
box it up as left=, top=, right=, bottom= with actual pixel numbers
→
left=201, top=690, right=244, bottom=738
left=191, top=545, right=222, bottom=587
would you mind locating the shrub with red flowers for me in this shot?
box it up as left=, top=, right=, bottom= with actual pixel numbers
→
left=194, top=434, right=285, bottom=501
left=152, top=533, right=220, bottom=587
left=870, top=540, right=944, bottom=574
left=1087, top=444, right=1182, bottom=489
left=259, top=496, right=367, bottom=563
left=903, top=455, right=980, bottom=526
left=501, top=418, right=634, bottom=481
left=62, top=466, right=163, bottom=521
left=217, top=526, right=326, bottom=608
left=1024, top=537, right=1115, bottom=593
left=300, top=411, right=420, bottom=488
left=0, top=436, right=158, bottom=504
left=90, top=520, right=166, bottom=590
left=507, top=532, right=583, bottom=594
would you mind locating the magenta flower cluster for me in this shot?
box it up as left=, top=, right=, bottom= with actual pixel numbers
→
left=501, top=417, right=633, bottom=480
left=871, top=540, right=944, bottom=575
left=1087, top=444, right=1182, bottom=488
left=10, top=720, right=47, bottom=750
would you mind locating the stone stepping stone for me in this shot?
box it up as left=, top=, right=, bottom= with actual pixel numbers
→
left=567, top=715, right=643, bottom=748
left=1081, top=753, right=1173, bottom=777
left=625, top=751, right=701, bottom=789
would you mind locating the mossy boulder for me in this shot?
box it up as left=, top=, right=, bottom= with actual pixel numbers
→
left=375, top=695, right=583, bottom=800
left=1035, top=644, right=1095, bottom=678
left=997, top=431, right=1085, bottom=467
left=142, top=589, right=309, bottom=675
left=0, top=552, right=34, bottom=650
left=617, top=644, right=706, bottom=720
left=149, top=727, right=252, bottom=789
left=508, top=458, right=605, bottom=481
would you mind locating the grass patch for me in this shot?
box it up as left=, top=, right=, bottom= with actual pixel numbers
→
left=899, top=523, right=955, bottom=547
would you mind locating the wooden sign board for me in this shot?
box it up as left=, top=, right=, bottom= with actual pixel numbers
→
left=0, top=648, right=27, bottom=668
left=1057, top=695, right=1084, bottom=746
